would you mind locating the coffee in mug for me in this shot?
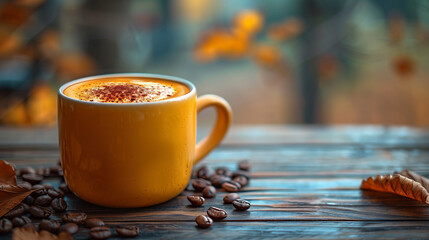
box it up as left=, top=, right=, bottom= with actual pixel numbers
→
left=58, top=73, right=232, bottom=208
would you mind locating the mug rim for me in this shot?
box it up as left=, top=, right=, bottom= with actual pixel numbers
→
left=58, top=73, right=196, bottom=105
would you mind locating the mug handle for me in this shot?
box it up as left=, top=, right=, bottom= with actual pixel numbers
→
left=195, top=94, right=232, bottom=164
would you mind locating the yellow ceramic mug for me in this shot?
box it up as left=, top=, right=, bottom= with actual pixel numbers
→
left=58, top=73, right=232, bottom=207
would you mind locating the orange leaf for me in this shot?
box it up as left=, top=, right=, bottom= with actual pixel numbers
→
left=361, top=172, right=429, bottom=204
left=0, top=160, right=17, bottom=185
left=0, top=160, right=34, bottom=218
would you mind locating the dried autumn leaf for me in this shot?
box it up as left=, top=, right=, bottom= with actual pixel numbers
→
left=361, top=174, right=429, bottom=204
left=13, top=227, right=73, bottom=240
left=0, top=160, right=17, bottom=185
left=0, top=160, right=34, bottom=218
left=397, top=170, right=429, bottom=191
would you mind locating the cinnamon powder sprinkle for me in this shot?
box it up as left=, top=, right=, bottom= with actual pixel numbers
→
left=77, top=82, right=176, bottom=103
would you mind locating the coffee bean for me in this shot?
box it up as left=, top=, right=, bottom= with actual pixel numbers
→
left=202, top=186, right=216, bottom=198
left=0, top=218, right=13, bottom=234
left=238, top=160, right=251, bottom=171
left=62, top=212, right=87, bottom=224
left=233, top=175, right=248, bottom=187
left=21, top=173, right=43, bottom=185
left=231, top=181, right=242, bottom=190
left=187, top=196, right=205, bottom=207
left=223, top=193, right=240, bottom=204
left=4, top=204, right=25, bottom=218
left=215, top=167, right=232, bottom=177
left=11, top=216, right=31, bottom=227
left=49, top=166, right=63, bottom=176
left=58, top=183, right=70, bottom=194
left=42, top=183, right=54, bottom=190
left=90, top=226, right=111, bottom=240
left=207, top=207, right=227, bottom=220
left=36, top=167, right=45, bottom=176
left=47, top=189, right=63, bottom=198
left=116, top=225, right=139, bottom=238
left=209, top=175, right=231, bottom=188
left=222, top=182, right=239, bottom=192
left=232, top=170, right=250, bottom=180
left=31, top=186, right=47, bottom=197
left=60, top=223, right=79, bottom=235
left=191, top=178, right=211, bottom=192
left=232, top=199, right=251, bottom=211
left=34, top=195, right=53, bottom=207
left=21, top=203, right=30, bottom=213
left=18, top=181, right=32, bottom=190
left=22, top=223, right=37, bottom=231
left=29, top=206, right=51, bottom=218
left=19, top=167, right=36, bottom=176
left=195, top=215, right=213, bottom=229
left=39, top=219, right=61, bottom=233
left=85, top=218, right=105, bottom=228
left=196, top=165, right=213, bottom=180
left=52, top=198, right=67, bottom=212
left=42, top=168, right=51, bottom=177
left=23, top=195, right=34, bottom=205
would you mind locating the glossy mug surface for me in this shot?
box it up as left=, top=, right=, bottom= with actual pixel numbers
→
left=58, top=73, right=232, bottom=207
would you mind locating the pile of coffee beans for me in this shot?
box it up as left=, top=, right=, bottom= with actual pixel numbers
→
left=188, top=159, right=252, bottom=229
left=0, top=164, right=139, bottom=239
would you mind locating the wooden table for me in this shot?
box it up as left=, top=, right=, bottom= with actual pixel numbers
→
left=1, top=125, right=429, bottom=239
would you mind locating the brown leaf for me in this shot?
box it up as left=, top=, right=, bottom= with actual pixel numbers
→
left=0, top=160, right=34, bottom=218
left=361, top=173, right=429, bottom=204
left=13, top=227, right=73, bottom=240
left=0, top=160, right=17, bottom=185
left=397, top=170, right=429, bottom=191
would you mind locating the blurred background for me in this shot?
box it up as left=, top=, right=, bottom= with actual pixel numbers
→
left=0, top=0, right=428, bottom=127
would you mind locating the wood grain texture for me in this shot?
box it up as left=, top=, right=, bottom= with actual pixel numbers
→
left=0, top=125, right=428, bottom=239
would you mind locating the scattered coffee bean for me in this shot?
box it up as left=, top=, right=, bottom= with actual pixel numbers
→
left=31, top=186, right=47, bottom=197
left=19, top=167, right=36, bottom=176
left=21, top=173, right=43, bottom=185
left=196, top=165, right=213, bottom=180
left=52, top=198, right=67, bottom=212
left=4, top=204, right=25, bottom=218
left=222, top=182, right=239, bottom=192
left=21, top=223, right=37, bottom=231
left=90, top=226, right=111, bottom=240
left=39, top=219, right=61, bottom=233
left=195, top=215, right=213, bottom=229
left=36, top=167, right=45, bottom=176
left=232, top=199, right=251, bottom=211
left=23, top=195, right=34, bottom=205
left=187, top=195, right=205, bottom=207
left=21, top=203, right=30, bottom=213
left=60, top=223, right=79, bottom=235
left=49, top=166, right=63, bottom=176
left=85, top=218, right=105, bottom=228
left=232, top=170, right=250, bottom=180
left=215, top=167, right=232, bottom=177
left=18, top=181, right=32, bottom=190
left=29, top=206, right=51, bottom=218
left=47, top=189, right=63, bottom=198
left=59, top=183, right=70, bottom=194
left=42, top=168, right=51, bottom=177
left=207, top=207, right=227, bottom=220
left=0, top=218, right=13, bottom=234
left=231, top=181, right=242, bottom=189
left=202, top=186, right=216, bottom=198
left=34, top=195, right=53, bottom=207
left=233, top=175, right=248, bottom=187
left=209, top=175, right=231, bottom=188
left=42, top=183, right=54, bottom=190
left=62, top=212, right=87, bottom=224
left=116, top=225, right=139, bottom=238
left=223, top=193, right=240, bottom=204
left=192, top=178, right=211, bottom=192
left=11, top=216, right=31, bottom=227
left=238, top=160, right=251, bottom=171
